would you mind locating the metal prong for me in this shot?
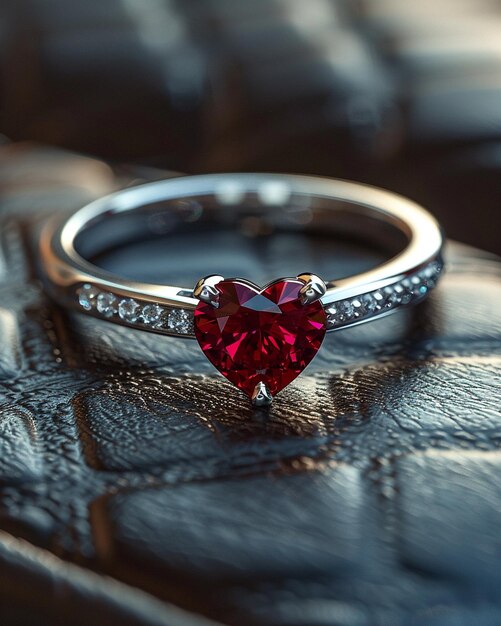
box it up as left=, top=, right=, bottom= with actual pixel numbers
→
left=251, top=381, right=273, bottom=407
left=297, top=273, right=327, bottom=305
left=193, top=275, right=224, bottom=307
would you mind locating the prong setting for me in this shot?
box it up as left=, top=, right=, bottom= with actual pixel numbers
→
left=193, top=274, right=224, bottom=307
left=251, top=381, right=273, bottom=407
left=297, top=273, right=327, bottom=305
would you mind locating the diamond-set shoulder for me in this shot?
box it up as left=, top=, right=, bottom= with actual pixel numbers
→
left=76, top=285, right=195, bottom=336
left=325, top=260, right=443, bottom=329
left=75, top=259, right=442, bottom=338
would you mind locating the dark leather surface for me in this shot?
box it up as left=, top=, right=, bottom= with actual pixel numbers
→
left=1, top=1, right=501, bottom=254
left=1, top=143, right=501, bottom=625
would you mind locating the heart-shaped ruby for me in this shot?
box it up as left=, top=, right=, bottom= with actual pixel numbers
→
left=194, top=278, right=327, bottom=399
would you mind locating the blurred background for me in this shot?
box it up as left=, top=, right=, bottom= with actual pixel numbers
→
left=1, top=0, right=500, bottom=254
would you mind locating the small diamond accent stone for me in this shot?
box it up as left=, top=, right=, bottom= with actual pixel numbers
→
left=118, top=298, right=140, bottom=323
left=167, top=309, right=194, bottom=334
left=78, top=284, right=99, bottom=310
left=323, top=263, right=441, bottom=330
left=325, top=305, right=339, bottom=327
left=364, top=291, right=382, bottom=314
left=351, top=298, right=365, bottom=318
left=326, top=299, right=362, bottom=326
left=387, top=285, right=403, bottom=307
left=339, top=300, right=355, bottom=320
left=96, top=292, right=117, bottom=317
left=400, top=279, right=413, bottom=304
left=421, top=262, right=442, bottom=288
left=142, top=303, right=163, bottom=325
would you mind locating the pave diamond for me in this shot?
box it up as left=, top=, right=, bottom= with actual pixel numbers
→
left=364, top=291, right=382, bottom=314
left=351, top=298, right=365, bottom=317
left=325, top=304, right=339, bottom=327
left=400, top=279, right=413, bottom=304
left=96, top=292, right=117, bottom=317
left=77, top=284, right=99, bottom=310
left=118, top=298, right=140, bottom=323
left=323, top=260, right=442, bottom=330
left=338, top=300, right=355, bottom=321
left=422, top=263, right=440, bottom=287
left=167, top=309, right=193, bottom=334
left=387, top=285, right=403, bottom=307
left=76, top=261, right=442, bottom=338
left=142, top=303, right=163, bottom=325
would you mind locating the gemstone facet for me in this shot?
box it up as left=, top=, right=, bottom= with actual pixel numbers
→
left=78, top=284, right=99, bottom=310
left=118, top=298, right=140, bottom=323
left=194, top=278, right=327, bottom=399
left=96, top=292, right=117, bottom=317
left=167, top=309, right=194, bottom=334
left=142, top=304, right=163, bottom=325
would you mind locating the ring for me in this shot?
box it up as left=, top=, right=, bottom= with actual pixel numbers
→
left=39, top=173, right=444, bottom=406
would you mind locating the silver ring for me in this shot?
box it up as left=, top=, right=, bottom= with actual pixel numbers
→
left=39, top=173, right=444, bottom=406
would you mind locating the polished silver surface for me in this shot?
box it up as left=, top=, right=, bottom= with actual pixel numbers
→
left=193, top=275, right=224, bottom=308
left=297, top=273, right=327, bottom=305
left=251, top=382, right=273, bottom=408
left=39, top=173, right=444, bottom=338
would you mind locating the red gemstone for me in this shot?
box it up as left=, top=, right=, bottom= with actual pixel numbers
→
left=194, top=278, right=327, bottom=399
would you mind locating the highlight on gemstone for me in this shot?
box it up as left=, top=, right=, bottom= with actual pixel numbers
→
left=194, top=278, right=327, bottom=399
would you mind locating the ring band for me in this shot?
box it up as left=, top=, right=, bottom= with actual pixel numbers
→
left=40, top=173, right=444, bottom=405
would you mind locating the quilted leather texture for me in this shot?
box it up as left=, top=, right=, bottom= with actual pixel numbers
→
left=0, top=143, right=500, bottom=626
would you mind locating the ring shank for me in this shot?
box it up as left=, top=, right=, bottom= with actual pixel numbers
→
left=39, top=174, right=444, bottom=337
